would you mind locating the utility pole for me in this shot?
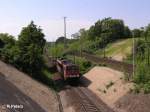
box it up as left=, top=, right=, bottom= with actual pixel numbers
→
left=132, top=35, right=135, bottom=77
left=104, top=48, right=106, bottom=58
left=53, top=39, right=56, bottom=59
left=145, top=35, right=150, bottom=66
left=103, top=38, right=106, bottom=58
left=64, top=17, right=67, bottom=48
left=145, top=42, right=150, bottom=66
left=80, top=34, right=82, bottom=57
left=148, top=46, right=150, bottom=65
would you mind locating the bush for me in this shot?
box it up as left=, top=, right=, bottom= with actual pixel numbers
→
left=0, top=22, right=51, bottom=88
left=77, top=58, right=92, bottom=74
left=143, top=82, right=150, bottom=94
left=133, top=38, right=150, bottom=93
left=106, top=81, right=114, bottom=89
left=83, top=61, right=91, bottom=68
left=134, top=63, right=150, bottom=84
left=134, top=84, right=141, bottom=93
left=34, top=70, right=54, bottom=89
left=99, top=63, right=107, bottom=66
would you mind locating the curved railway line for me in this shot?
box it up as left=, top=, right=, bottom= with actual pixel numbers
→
left=52, top=72, right=114, bottom=112
left=45, top=49, right=129, bottom=112
left=45, top=49, right=134, bottom=77
left=56, top=93, right=64, bottom=112
left=68, top=51, right=134, bottom=79
left=62, top=85, right=114, bottom=112
left=73, top=87, right=102, bottom=112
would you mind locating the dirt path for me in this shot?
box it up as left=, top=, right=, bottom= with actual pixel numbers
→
left=111, top=53, right=125, bottom=61
left=82, top=66, right=150, bottom=112
left=115, top=93, right=150, bottom=112
left=0, top=61, right=59, bottom=112
left=83, top=66, right=133, bottom=111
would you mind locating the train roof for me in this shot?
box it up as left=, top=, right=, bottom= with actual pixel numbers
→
left=57, top=59, right=78, bottom=67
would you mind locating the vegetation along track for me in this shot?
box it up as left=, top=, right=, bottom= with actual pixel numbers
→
left=69, top=51, right=134, bottom=78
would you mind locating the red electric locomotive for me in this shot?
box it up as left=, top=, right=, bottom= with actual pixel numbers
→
left=56, top=59, right=80, bottom=80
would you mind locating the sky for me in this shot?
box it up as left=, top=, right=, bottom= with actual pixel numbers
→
left=0, top=0, right=150, bottom=41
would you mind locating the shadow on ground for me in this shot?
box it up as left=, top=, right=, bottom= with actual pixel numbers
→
left=0, top=72, right=46, bottom=112
left=53, top=76, right=92, bottom=92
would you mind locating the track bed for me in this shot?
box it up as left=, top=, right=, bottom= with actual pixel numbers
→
left=59, top=85, right=114, bottom=112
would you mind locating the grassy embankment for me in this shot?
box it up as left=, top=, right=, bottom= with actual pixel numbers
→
left=95, top=38, right=133, bottom=61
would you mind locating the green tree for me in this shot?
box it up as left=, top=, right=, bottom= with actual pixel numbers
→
left=87, top=25, right=96, bottom=40
left=56, top=36, right=66, bottom=44
left=101, top=18, right=125, bottom=41
left=81, top=18, right=130, bottom=50
left=132, top=29, right=142, bottom=38
left=94, top=20, right=102, bottom=37
left=0, top=39, right=4, bottom=48
left=145, top=24, right=150, bottom=41
left=17, top=21, right=46, bottom=75
left=0, top=33, right=16, bottom=61
left=0, top=33, right=15, bottom=46
left=80, top=29, right=88, bottom=39
left=1, top=44, right=20, bottom=64
left=71, top=32, right=80, bottom=39
left=124, top=26, right=132, bottom=38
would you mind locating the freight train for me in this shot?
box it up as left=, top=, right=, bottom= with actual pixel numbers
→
left=56, top=59, right=80, bottom=80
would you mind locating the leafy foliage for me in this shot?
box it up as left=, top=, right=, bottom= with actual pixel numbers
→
left=49, top=43, right=65, bottom=58
left=73, top=18, right=132, bottom=54
left=0, top=21, right=46, bottom=77
left=17, top=21, right=46, bottom=75
left=133, top=24, right=150, bottom=93
left=0, top=39, right=4, bottom=48
left=132, top=29, right=143, bottom=38
left=84, top=18, right=131, bottom=43
left=56, top=36, right=65, bottom=44
left=0, top=33, right=15, bottom=46
left=0, top=33, right=16, bottom=62
left=47, top=18, right=132, bottom=58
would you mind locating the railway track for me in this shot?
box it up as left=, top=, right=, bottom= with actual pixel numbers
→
left=45, top=47, right=134, bottom=80
left=51, top=75, right=113, bottom=112
left=62, top=85, right=114, bottom=112
left=44, top=50, right=122, bottom=112
left=56, top=93, right=64, bottom=112
left=52, top=73, right=114, bottom=112
left=68, top=51, right=134, bottom=79
left=73, top=87, right=101, bottom=112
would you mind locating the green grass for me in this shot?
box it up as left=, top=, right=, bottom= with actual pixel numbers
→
left=42, top=68, right=53, bottom=79
left=48, top=43, right=65, bottom=57
left=132, top=37, right=150, bottom=93
left=106, top=39, right=132, bottom=56
left=95, top=38, right=133, bottom=58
